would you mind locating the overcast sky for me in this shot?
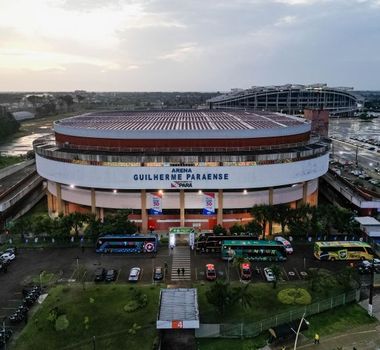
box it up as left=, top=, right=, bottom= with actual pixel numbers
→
left=0, top=0, right=379, bottom=91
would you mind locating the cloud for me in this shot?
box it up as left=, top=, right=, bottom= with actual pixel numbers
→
left=158, top=43, right=201, bottom=62
left=274, top=15, right=297, bottom=26
left=0, top=0, right=379, bottom=90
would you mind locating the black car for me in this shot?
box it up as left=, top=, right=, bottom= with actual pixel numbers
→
left=153, top=266, right=163, bottom=281
left=105, top=269, right=117, bottom=282
left=94, top=268, right=106, bottom=282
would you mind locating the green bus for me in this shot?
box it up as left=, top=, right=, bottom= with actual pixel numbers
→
left=221, top=240, right=287, bottom=262
left=314, top=241, right=374, bottom=261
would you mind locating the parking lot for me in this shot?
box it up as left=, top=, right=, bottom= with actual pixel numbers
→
left=0, top=243, right=376, bottom=327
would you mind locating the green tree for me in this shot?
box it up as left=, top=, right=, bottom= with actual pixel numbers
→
left=232, top=284, right=253, bottom=310
left=30, top=215, right=53, bottom=237
left=9, top=216, right=31, bottom=236
left=244, top=220, right=262, bottom=237
left=251, top=204, right=271, bottom=237
left=273, top=204, right=292, bottom=235
left=269, top=264, right=282, bottom=289
left=213, top=224, right=227, bottom=236
left=205, top=280, right=233, bottom=315
left=229, top=223, right=245, bottom=235
left=101, top=210, right=137, bottom=235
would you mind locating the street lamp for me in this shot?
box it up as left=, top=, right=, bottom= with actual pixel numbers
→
left=2, top=317, right=6, bottom=350
left=293, top=312, right=310, bottom=350
left=368, top=257, right=375, bottom=317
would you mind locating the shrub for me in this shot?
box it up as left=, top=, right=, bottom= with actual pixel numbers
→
left=55, top=314, right=69, bottom=331
left=277, top=288, right=312, bottom=305
left=124, top=300, right=140, bottom=313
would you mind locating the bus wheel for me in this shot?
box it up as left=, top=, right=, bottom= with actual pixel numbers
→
left=330, top=257, right=335, bottom=261
left=360, top=257, right=365, bottom=261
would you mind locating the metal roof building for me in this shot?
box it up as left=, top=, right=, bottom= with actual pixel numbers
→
left=157, top=288, right=199, bottom=329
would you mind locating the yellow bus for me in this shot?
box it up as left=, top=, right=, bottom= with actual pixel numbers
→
left=314, top=241, right=374, bottom=261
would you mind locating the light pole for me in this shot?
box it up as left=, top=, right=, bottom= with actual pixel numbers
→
left=2, top=317, right=6, bottom=350
left=368, top=257, right=375, bottom=317
left=293, top=312, right=309, bottom=350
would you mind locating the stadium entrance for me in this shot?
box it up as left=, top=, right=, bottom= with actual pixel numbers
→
left=168, top=227, right=196, bottom=248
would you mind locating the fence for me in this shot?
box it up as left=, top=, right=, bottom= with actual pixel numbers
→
left=195, top=289, right=360, bottom=338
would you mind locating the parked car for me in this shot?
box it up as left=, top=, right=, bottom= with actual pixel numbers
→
left=264, top=267, right=276, bottom=282
left=240, top=262, right=252, bottom=280
left=357, top=260, right=373, bottom=274
left=357, top=259, right=380, bottom=274
left=94, top=268, right=106, bottom=282
left=205, top=264, right=217, bottom=281
left=128, top=267, right=141, bottom=282
left=105, top=269, right=117, bottom=282
left=153, top=266, right=163, bottom=281
left=5, top=247, right=16, bottom=255
left=0, top=252, right=15, bottom=262
left=274, top=236, right=293, bottom=254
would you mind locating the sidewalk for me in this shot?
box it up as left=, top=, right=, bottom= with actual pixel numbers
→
left=269, top=324, right=380, bottom=350
left=297, top=324, right=380, bottom=350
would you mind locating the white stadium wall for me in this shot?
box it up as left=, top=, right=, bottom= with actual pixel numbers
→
left=47, top=179, right=318, bottom=210
left=37, top=153, right=328, bottom=191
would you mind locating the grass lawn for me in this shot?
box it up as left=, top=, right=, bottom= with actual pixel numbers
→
left=197, top=333, right=268, bottom=350
left=196, top=280, right=347, bottom=324
left=0, top=155, right=25, bottom=169
left=304, top=303, right=377, bottom=338
left=13, top=284, right=161, bottom=350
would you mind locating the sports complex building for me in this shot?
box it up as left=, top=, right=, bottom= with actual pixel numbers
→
left=34, top=110, right=329, bottom=232
left=208, top=84, right=364, bottom=116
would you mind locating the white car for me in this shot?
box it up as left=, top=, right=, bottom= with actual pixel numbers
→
left=1, top=252, right=15, bottom=262
left=128, top=267, right=141, bottom=282
left=264, top=267, right=276, bottom=282
left=274, top=236, right=293, bottom=254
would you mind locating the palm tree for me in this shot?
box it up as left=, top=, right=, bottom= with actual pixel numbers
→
left=232, top=284, right=253, bottom=310
left=251, top=204, right=271, bottom=237
left=274, top=204, right=292, bottom=235
left=269, top=264, right=282, bottom=289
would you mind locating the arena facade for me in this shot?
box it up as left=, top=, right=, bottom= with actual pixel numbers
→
left=34, top=110, right=329, bottom=232
left=208, top=84, right=364, bottom=116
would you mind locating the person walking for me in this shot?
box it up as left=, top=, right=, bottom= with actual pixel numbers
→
left=177, top=268, right=180, bottom=277
left=314, top=333, right=320, bottom=344
left=181, top=267, right=185, bottom=276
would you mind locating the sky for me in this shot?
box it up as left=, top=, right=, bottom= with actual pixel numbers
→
left=0, top=0, right=379, bottom=91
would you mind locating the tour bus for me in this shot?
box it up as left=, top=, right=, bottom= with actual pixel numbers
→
left=314, top=241, right=374, bottom=261
left=96, top=234, right=158, bottom=254
left=195, top=234, right=258, bottom=253
left=221, top=240, right=287, bottom=262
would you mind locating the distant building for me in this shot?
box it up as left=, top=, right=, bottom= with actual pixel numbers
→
left=303, top=109, right=329, bottom=138
left=208, top=84, right=364, bottom=116
left=12, top=111, right=35, bottom=121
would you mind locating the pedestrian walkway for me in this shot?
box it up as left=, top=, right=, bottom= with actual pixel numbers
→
left=296, top=324, right=380, bottom=350
left=171, top=246, right=191, bottom=281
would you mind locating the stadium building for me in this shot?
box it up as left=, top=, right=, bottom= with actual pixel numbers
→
left=208, top=84, right=364, bottom=116
left=34, top=110, right=329, bottom=232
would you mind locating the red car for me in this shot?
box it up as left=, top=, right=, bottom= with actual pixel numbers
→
left=240, top=263, right=252, bottom=280
left=205, top=264, right=217, bottom=281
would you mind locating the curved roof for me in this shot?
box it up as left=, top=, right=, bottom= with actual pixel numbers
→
left=54, top=110, right=310, bottom=140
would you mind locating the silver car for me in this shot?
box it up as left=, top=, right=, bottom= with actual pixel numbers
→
left=264, top=267, right=276, bottom=282
left=128, top=267, right=141, bottom=282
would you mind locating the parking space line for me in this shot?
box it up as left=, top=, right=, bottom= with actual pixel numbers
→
left=293, top=267, right=301, bottom=279
left=282, top=267, right=289, bottom=280
left=116, top=268, right=121, bottom=282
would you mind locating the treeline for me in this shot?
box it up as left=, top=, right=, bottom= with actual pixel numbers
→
left=9, top=210, right=137, bottom=241
left=0, top=111, right=19, bottom=141
left=213, top=203, right=360, bottom=238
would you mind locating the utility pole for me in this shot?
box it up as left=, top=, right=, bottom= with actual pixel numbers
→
left=368, top=258, right=375, bottom=317
left=355, top=145, right=359, bottom=167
